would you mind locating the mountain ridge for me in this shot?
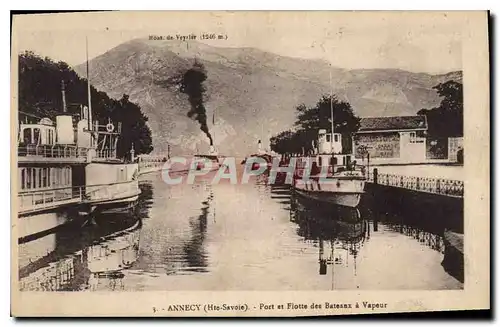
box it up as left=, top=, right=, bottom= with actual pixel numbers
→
left=75, top=38, right=462, bottom=156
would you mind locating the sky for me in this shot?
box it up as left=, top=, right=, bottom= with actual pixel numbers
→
left=13, top=11, right=464, bottom=74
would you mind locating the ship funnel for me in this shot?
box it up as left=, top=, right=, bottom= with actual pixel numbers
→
left=61, top=80, right=67, bottom=113
left=56, top=115, right=75, bottom=144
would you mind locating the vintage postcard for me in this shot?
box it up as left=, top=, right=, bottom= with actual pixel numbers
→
left=10, top=11, right=489, bottom=317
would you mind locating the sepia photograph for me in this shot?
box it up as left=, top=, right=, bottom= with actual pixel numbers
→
left=10, top=10, right=489, bottom=316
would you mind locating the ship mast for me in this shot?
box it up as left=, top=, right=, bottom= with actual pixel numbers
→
left=86, top=36, right=93, bottom=134
left=329, top=70, right=335, bottom=145
left=212, top=107, right=215, bottom=147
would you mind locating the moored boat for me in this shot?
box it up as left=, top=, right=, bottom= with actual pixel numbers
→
left=192, top=144, right=223, bottom=171
left=292, top=129, right=366, bottom=208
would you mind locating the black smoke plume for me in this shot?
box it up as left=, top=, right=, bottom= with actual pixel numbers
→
left=179, top=60, right=213, bottom=145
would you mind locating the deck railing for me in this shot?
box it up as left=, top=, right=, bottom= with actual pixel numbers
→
left=18, top=186, right=84, bottom=214
left=18, top=144, right=88, bottom=159
left=368, top=171, right=464, bottom=198
left=17, top=180, right=141, bottom=214
left=95, top=149, right=117, bottom=160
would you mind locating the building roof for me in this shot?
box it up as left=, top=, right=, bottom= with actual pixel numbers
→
left=358, top=116, right=427, bottom=133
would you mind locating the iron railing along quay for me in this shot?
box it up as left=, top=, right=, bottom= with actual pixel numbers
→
left=367, top=171, right=464, bottom=198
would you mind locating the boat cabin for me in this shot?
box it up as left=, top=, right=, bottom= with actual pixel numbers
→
left=19, top=118, right=56, bottom=146
left=315, top=129, right=356, bottom=172
left=317, top=129, right=342, bottom=155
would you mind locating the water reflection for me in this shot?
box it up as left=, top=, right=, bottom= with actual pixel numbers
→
left=290, top=196, right=367, bottom=283
left=85, top=223, right=141, bottom=290
left=384, top=224, right=445, bottom=253
left=182, top=192, right=212, bottom=272
left=131, top=181, right=215, bottom=277
left=18, top=181, right=152, bottom=292
left=19, top=171, right=462, bottom=292
left=19, top=216, right=142, bottom=291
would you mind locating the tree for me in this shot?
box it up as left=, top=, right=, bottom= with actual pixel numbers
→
left=270, top=95, right=360, bottom=156
left=295, top=95, right=360, bottom=153
left=115, top=94, right=154, bottom=156
left=270, top=130, right=296, bottom=156
left=417, top=80, right=463, bottom=138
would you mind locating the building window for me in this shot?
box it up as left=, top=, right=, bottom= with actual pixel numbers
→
left=23, top=128, right=32, bottom=144
left=33, top=128, right=41, bottom=145
left=31, top=169, right=36, bottom=189
left=45, top=129, right=54, bottom=145
left=38, top=168, right=42, bottom=189
left=26, top=169, right=31, bottom=189
left=334, top=134, right=339, bottom=142
left=409, top=132, right=416, bottom=143
left=21, top=169, right=25, bottom=189
left=63, top=167, right=71, bottom=186
left=326, top=134, right=331, bottom=142
left=42, top=168, right=48, bottom=188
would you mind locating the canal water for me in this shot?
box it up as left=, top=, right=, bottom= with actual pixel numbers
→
left=18, top=168, right=463, bottom=291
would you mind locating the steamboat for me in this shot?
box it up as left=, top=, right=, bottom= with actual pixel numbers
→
left=17, top=50, right=140, bottom=270
left=292, top=129, right=366, bottom=208
left=292, top=70, right=366, bottom=208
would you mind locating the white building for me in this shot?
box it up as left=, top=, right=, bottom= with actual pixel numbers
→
left=352, top=116, right=428, bottom=165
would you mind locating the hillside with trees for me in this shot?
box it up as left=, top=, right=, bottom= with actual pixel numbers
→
left=18, top=51, right=153, bottom=157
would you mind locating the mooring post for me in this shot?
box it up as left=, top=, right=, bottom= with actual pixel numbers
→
left=373, top=168, right=379, bottom=232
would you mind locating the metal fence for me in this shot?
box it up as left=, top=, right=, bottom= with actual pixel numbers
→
left=368, top=172, right=464, bottom=198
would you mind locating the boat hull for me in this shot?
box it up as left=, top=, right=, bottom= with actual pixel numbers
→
left=18, top=209, right=86, bottom=242
left=294, top=188, right=362, bottom=208
left=293, top=177, right=365, bottom=208
left=86, top=192, right=140, bottom=214
left=85, top=162, right=141, bottom=214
